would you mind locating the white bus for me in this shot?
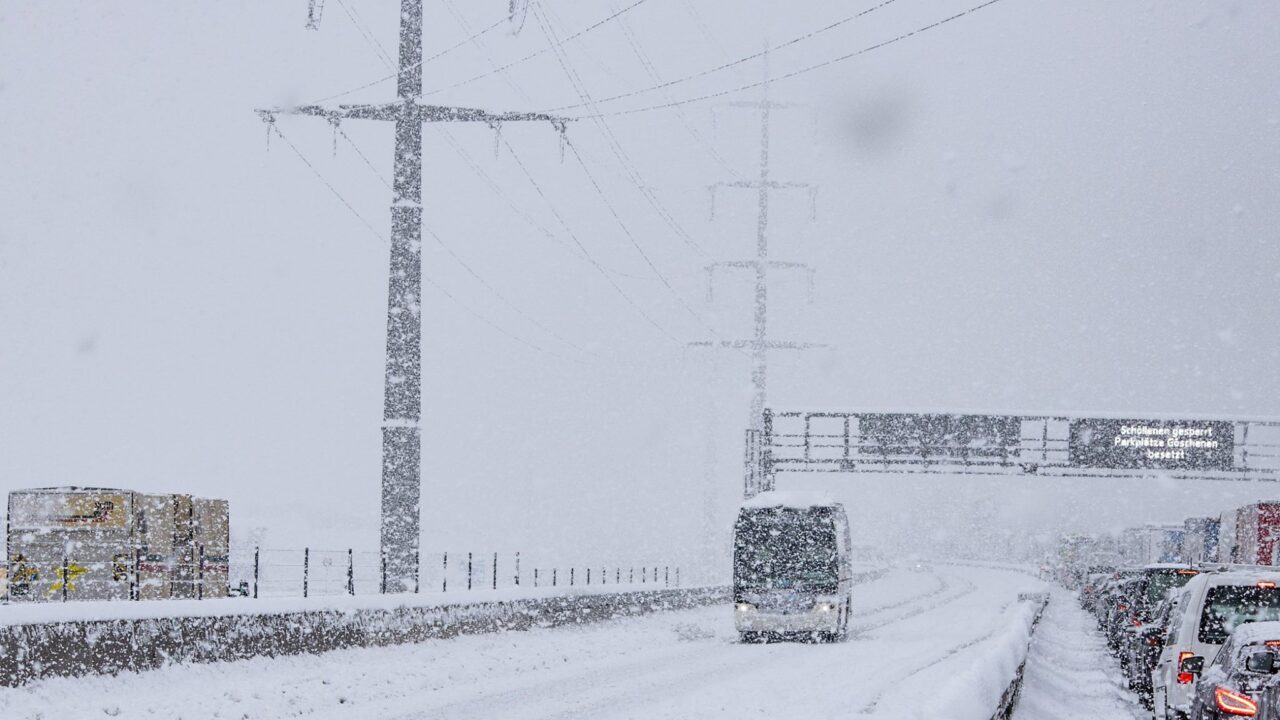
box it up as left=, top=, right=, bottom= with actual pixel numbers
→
left=732, top=492, right=853, bottom=643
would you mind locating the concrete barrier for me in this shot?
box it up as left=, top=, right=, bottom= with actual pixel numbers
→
left=0, top=585, right=728, bottom=687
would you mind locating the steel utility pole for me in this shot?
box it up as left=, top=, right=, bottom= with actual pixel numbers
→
left=258, top=0, right=568, bottom=593
left=691, top=55, right=825, bottom=498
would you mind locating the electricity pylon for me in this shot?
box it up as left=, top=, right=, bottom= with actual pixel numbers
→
left=691, top=58, right=826, bottom=498
left=257, top=0, right=568, bottom=592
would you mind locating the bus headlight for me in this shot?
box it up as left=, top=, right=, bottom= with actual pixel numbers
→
left=735, top=603, right=753, bottom=613
left=815, top=602, right=836, bottom=612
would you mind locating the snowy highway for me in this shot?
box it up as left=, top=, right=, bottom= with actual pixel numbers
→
left=3, top=564, right=1051, bottom=720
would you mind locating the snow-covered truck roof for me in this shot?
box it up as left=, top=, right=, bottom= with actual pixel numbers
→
left=741, top=491, right=838, bottom=510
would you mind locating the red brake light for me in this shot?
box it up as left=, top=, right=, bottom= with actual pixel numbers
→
left=1147, top=634, right=1162, bottom=647
left=1258, top=581, right=1276, bottom=589
left=1266, top=640, right=1280, bottom=648
left=1178, top=672, right=1196, bottom=684
left=1117, top=603, right=1129, bottom=612
left=1177, top=569, right=1199, bottom=576
left=1131, top=616, right=1143, bottom=627
left=1215, top=687, right=1258, bottom=716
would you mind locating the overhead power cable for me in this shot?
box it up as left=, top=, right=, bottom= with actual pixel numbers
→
left=269, top=123, right=579, bottom=361
left=304, top=15, right=507, bottom=106
left=436, top=126, right=660, bottom=281
left=543, top=0, right=902, bottom=113
left=419, top=0, right=651, bottom=97
left=564, top=135, right=747, bottom=354
left=532, top=4, right=709, bottom=260
left=569, top=0, right=1009, bottom=119
left=333, top=0, right=397, bottom=71
left=499, top=134, right=684, bottom=345
left=333, top=125, right=600, bottom=360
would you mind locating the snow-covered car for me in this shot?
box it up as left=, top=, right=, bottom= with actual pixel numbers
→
left=1186, top=621, right=1280, bottom=719
left=1153, top=571, right=1280, bottom=720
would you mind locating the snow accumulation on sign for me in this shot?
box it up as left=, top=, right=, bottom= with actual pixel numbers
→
left=1068, top=418, right=1234, bottom=471
left=8, top=492, right=131, bottom=531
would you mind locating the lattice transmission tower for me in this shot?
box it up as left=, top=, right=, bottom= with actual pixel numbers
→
left=257, top=0, right=570, bottom=592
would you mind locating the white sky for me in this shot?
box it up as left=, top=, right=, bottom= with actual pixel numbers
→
left=2, top=0, right=1278, bottom=576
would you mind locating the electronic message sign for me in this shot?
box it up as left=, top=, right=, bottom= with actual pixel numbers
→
left=1069, top=418, right=1234, bottom=471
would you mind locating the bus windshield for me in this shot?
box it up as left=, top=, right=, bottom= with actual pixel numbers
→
left=734, top=509, right=837, bottom=594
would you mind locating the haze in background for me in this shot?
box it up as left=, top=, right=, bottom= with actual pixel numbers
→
left=2, top=1, right=1277, bottom=579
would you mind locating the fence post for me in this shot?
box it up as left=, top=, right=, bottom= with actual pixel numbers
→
left=601, top=567, right=605, bottom=585
left=515, top=551, right=520, bottom=587
left=62, top=554, right=69, bottom=603
left=198, top=545, right=205, bottom=600
left=586, top=568, right=591, bottom=585
left=133, top=545, right=141, bottom=601
left=641, top=567, right=645, bottom=584
left=492, top=552, right=498, bottom=590
left=253, top=546, right=260, bottom=599
left=676, top=567, right=680, bottom=587
left=303, top=547, right=310, bottom=598
left=415, top=550, right=420, bottom=594
left=467, top=552, right=473, bottom=591
left=664, top=566, right=669, bottom=587
left=347, top=549, right=355, bottom=595
left=630, top=567, right=634, bottom=584
left=616, top=568, right=620, bottom=584
left=443, top=552, right=448, bottom=593
left=553, top=568, right=557, bottom=587
left=570, top=568, right=575, bottom=586
left=380, top=553, right=386, bottom=595
left=534, top=568, right=539, bottom=588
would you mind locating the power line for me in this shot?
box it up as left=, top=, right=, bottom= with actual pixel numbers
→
left=569, top=0, right=1008, bottom=119
left=333, top=0, right=397, bottom=71
left=419, top=0, right=651, bottom=98
left=269, top=122, right=581, bottom=363
left=564, top=136, right=746, bottom=353
left=499, top=134, right=684, bottom=345
left=611, top=2, right=742, bottom=178
left=532, top=4, right=709, bottom=260
left=425, top=226, right=600, bottom=360
left=304, top=16, right=507, bottom=106
left=436, top=126, right=659, bottom=281
left=439, top=0, right=535, bottom=104
left=543, top=0, right=902, bottom=113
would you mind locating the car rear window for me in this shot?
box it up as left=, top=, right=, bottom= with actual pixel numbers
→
left=1199, top=585, right=1280, bottom=644
left=1146, top=571, right=1195, bottom=606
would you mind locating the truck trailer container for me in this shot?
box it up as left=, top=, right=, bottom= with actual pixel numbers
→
left=1181, top=516, right=1219, bottom=565
left=1231, top=502, right=1280, bottom=566
left=6, top=487, right=229, bottom=602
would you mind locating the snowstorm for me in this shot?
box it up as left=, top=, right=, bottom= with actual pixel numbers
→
left=1, top=0, right=1278, bottom=718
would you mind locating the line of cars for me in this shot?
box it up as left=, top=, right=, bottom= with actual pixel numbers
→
left=1083, top=563, right=1280, bottom=719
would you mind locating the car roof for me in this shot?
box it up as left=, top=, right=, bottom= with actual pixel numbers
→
left=1183, top=570, right=1280, bottom=590
left=1228, top=621, right=1280, bottom=646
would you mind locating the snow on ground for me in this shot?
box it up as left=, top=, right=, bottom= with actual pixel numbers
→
left=0, top=565, right=1046, bottom=720
left=1014, top=588, right=1143, bottom=720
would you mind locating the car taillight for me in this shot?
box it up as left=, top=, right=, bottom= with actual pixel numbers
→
left=1118, top=603, right=1128, bottom=612
left=1131, top=616, right=1142, bottom=627
left=1146, top=634, right=1162, bottom=647
left=1214, top=687, right=1258, bottom=717
left=1178, top=672, right=1196, bottom=684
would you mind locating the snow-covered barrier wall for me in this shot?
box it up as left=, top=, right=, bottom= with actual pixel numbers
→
left=0, top=585, right=727, bottom=687
left=900, top=591, right=1050, bottom=720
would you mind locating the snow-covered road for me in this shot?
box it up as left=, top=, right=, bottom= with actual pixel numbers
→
left=1, top=565, right=1050, bottom=720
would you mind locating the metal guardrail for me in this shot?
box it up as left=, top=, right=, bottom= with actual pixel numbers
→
left=0, top=585, right=728, bottom=687
left=991, top=592, right=1051, bottom=720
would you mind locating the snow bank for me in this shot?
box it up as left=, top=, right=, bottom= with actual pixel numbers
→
left=865, top=590, right=1050, bottom=720
left=914, top=592, right=1049, bottom=720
